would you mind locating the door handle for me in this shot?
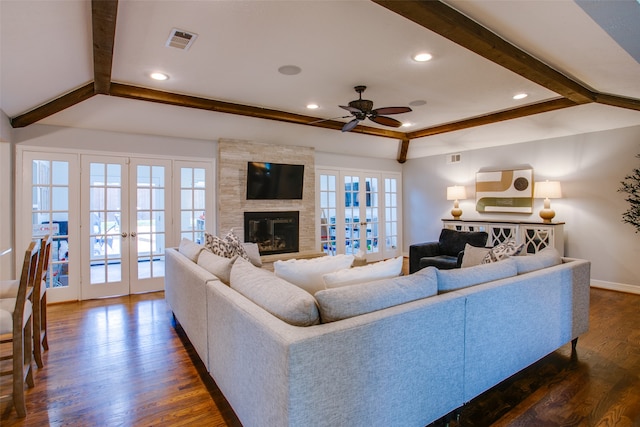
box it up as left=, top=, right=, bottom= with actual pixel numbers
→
left=121, top=232, right=128, bottom=238
left=131, top=232, right=137, bottom=237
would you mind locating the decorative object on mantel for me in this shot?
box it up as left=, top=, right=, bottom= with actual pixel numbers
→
left=618, top=154, right=640, bottom=233
left=534, top=180, right=562, bottom=223
left=447, top=185, right=467, bottom=219
left=475, top=168, right=533, bottom=213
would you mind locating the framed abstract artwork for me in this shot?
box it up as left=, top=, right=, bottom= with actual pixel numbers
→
left=476, top=168, right=533, bottom=213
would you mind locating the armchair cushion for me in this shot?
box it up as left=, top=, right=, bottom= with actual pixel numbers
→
left=410, top=229, right=489, bottom=273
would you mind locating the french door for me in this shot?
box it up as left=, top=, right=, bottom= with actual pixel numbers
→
left=81, top=156, right=171, bottom=299
left=318, top=169, right=401, bottom=262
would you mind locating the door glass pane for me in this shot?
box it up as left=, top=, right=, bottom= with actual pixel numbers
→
left=90, top=162, right=122, bottom=284
left=137, top=164, right=166, bottom=279
left=319, top=174, right=337, bottom=255
left=32, top=160, right=70, bottom=289
left=365, top=177, right=379, bottom=254
left=180, top=167, right=206, bottom=244
left=384, top=178, right=399, bottom=251
left=344, top=176, right=360, bottom=256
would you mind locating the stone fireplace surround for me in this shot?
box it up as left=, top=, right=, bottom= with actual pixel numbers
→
left=217, top=139, right=316, bottom=259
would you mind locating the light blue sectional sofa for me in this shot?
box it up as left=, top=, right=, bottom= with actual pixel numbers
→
left=165, top=244, right=590, bottom=427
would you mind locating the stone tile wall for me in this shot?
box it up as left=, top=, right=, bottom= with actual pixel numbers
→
left=217, top=139, right=316, bottom=254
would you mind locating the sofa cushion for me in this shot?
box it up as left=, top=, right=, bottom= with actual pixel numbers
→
left=439, top=228, right=488, bottom=257
left=197, top=250, right=237, bottom=285
left=230, top=257, right=320, bottom=327
left=513, top=247, right=562, bottom=274
left=179, top=238, right=204, bottom=262
left=315, top=266, right=438, bottom=323
left=436, top=258, right=517, bottom=293
left=461, top=243, right=491, bottom=268
left=322, top=256, right=403, bottom=288
left=274, top=254, right=354, bottom=295
left=482, top=239, right=524, bottom=264
left=242, top=242, right=262, bottom=267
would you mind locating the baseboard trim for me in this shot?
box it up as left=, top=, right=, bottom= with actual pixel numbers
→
left=591, top=280, right=640, bottom=295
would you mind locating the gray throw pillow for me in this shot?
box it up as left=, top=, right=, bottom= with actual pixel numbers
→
left=230, top=258, right=320, bottom=327
left=513, top=247, right=562, bottom=274
left=315, top=267, right=438, bottom=323
left=436, top=258, right=517, bottom=293
left=178, top=238, right=204, bottom=262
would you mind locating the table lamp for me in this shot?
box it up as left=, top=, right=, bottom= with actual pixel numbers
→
left=534, top=180, right=562, bottom=223
left=447, top=185, right=467, bottom=219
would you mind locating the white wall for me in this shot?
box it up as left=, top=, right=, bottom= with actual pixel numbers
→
left=0, top=110, right=14, bottom=279
left=403, top=125, right=640, bottom=290
left=12, top=124, right=217, bottom=159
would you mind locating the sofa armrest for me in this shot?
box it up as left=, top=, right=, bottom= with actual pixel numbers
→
left=409, top=242, right=441, bottom=273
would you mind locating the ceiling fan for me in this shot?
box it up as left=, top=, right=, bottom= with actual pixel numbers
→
left=339, top=85, right=412, bottom=132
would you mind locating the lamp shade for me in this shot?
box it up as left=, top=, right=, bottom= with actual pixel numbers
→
left=534, top=181, right=562, bottom=199
left=447, top=185, right=467, bottom=201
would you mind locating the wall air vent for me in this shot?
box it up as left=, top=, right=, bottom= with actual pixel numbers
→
left=447, top=153, right=462, bottom=164
left=166, top=28, right=198, bottom=50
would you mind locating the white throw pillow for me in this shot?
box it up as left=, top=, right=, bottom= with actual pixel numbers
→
left=322, top=256, right=403, bottom=288
left=242, top=242, right=262, bottom=267
left=461, top=243, right=490, bottom=268
left=197, top=250, right=237, bottom=285
left=178, top=238, right=204, bottom=262
left=274, top=254, right=354, bottom=295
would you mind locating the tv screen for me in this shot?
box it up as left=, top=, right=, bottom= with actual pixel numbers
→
left=246, top=162, right=304, bottom=200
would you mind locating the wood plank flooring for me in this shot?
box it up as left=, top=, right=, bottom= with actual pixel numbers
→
left=1, top=288, right=638, bottom=426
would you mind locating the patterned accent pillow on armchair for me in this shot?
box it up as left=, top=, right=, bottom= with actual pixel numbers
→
left=482, top=238, right=524, bottom=264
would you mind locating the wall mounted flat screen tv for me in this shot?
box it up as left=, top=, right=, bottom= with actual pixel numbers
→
left=246, top=162, right=304, bottom=200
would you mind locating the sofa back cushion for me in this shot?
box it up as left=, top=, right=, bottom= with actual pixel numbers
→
left=274, top=254, right=354, bottom=295
left=230, top=257, right=320, bottom=326
left=513, top=247, right=562, bottom=274
left=322, top=256, right=403, bottom=288
left=178, top=238, right=204, bottom=262
left=436, top=258, right=517, bottom=293
left=439, top=229, right=488, bottom=257
left=197, top=250, right=237, bottom=285
left=315, top=267, right=438, bottom=323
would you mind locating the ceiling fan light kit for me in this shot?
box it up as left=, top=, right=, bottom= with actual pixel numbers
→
left=339, top=86, right=412, bottom=132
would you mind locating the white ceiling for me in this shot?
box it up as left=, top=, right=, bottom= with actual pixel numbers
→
left=1, top=0, right=639, bottom=160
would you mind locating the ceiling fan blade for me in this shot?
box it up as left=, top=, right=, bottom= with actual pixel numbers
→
left=369, top=115, right=403, bottom=128
left=372, top=106, right=412, bottom=115
left=340, top=105, right=362, bottom=114
left=341, top=118, right=361, bottom=132
left=308, top=115, right=352, bottom=125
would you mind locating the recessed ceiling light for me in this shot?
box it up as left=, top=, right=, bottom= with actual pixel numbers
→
left=150, top=72, right=169, bottom=81
left=513, top=93, right=528, bottom=100
left=306, top=104, right=319, bottom=110
left=413, top=52, right=433, bottom=62
left=278, top=65, right=302, bottom=75
left=409, top=100, right=427, bottom=107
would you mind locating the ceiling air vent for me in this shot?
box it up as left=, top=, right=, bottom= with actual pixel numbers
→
left=447, top=153, right=462, bottom=164
left=166, top=28, right=198, bottom=51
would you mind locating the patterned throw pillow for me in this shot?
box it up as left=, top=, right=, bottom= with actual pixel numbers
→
left=482, top=238, right=524, bottom=264
left=204, top=229, right=250, bottom=261
left=204, top=232, right=236, bottom=258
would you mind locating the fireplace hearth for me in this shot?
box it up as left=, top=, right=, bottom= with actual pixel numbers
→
left=244, top=211, right=299, bottom=255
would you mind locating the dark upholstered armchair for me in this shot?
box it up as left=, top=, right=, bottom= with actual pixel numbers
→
left=409, top=229, right=489, bottom=273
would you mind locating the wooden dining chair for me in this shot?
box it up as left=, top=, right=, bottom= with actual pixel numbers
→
left=33, top=234, right=52, bottom=368
left=0, top=241, right=39, bottom=418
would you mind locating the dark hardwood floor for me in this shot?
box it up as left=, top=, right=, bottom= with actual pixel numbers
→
left=1, top=288, right=638, bottom=426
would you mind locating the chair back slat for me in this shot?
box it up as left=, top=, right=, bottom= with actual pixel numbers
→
left=14, top=241, right=39, bottom=326
left=34, top=234, right=52, bottom=298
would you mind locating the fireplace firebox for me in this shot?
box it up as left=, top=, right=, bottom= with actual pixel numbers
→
left=244, top=211, right=299, bottom=255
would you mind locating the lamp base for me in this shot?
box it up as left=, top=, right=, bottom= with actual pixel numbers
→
left=451, top=207, right=462, bottom=220
left=539, top=208, right=555, bottom=223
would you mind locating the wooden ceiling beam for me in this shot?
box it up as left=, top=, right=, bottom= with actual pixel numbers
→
left=109, top=83, right=407, bottom=139
left=10, top=83, right=96, bottom=128
left=594, top=93, right=640, bottom=111
left=406, top=98, right=576, bottom=140
left=397, top=138, right=410, bottom=163
left=372, top=0, right=596, bottom=104
left=92, top=0, right=118, bottom=95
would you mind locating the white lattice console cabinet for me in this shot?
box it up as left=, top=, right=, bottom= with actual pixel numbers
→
left=442, top=219, right=564, bottom=256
